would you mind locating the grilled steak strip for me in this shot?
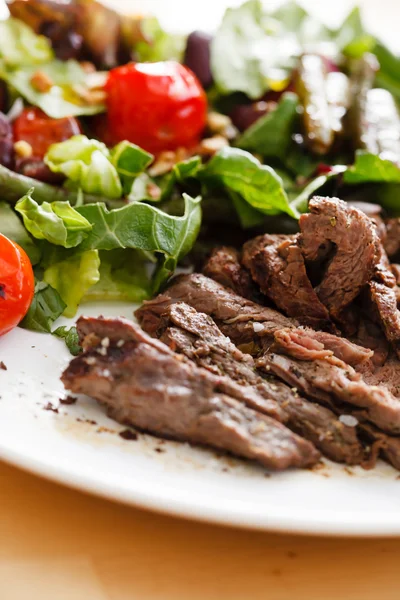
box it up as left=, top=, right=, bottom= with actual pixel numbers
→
left=136, top=274, right=371, bottom=367
left=203, top=246, right=261, bottom=301
left=368, top=281, right=400, bottom=358
left=242, top=234, right=333, bottom=330
left=257, top=352, right=400, bottom=435
left=62, top=316, right=320, bottom=470
left=384, top=218, right=400, bottom=259
left=360, top=423, right=400, bottom=471
left=136, top=273, right=295, bottom=348
left=273, top=327, right=372, bottom=365
left=299, top=196, right=379, bottom=327
left=158, top=303, right=364, bottom=464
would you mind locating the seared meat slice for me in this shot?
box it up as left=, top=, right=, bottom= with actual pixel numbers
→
left=273, top=328, right=372, bottom=366
left=136, top=274, right=371, bottom=367
left=203, top=246, right=261, bottom=301
left=384, top=218, right=400, bottom=258
left=158, top=303, right=364, bottom=464
left=368, top=281, right=400, bottom=358
left=62, top=317, right=319, bottom=470
left=353, top=318, right=389, bottom=368
left=299, top=197, right=379, bottom=327
left=242, top=234, right=333, bottom=330
left=257, top=352, right=400, bottom=435
left=361, top=424, right=400, bottom=471
left=136, top=273, right=295, bottom=348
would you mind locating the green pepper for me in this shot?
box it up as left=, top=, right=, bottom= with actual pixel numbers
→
left=297, top=54, right=334, bottom=155
left=347, top=53, right=400, bottom=161
left=326, top=71, right=351, bottom=140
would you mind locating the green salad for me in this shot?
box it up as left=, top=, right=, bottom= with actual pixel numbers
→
left=1, top=0, right=400, bottom=353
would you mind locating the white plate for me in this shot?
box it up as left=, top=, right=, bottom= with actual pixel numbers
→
left=0, top=302, right=400, bottom=537
left=2, top=0, right=400, bottom=537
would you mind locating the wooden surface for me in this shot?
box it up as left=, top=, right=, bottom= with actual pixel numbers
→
left=1, top=460, right=400, bottom=599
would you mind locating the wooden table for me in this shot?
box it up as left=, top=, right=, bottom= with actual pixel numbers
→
left=1, top=460, right=400, bottom=600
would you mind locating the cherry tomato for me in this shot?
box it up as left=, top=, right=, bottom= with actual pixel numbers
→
left=13, top=107, right=81, bottom=158
left=105, top=61, right=207, bottom=153
left=0, top=234, right=34, bottom=336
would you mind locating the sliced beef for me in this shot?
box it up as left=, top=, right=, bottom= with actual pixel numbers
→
left=158, top=303, right=364, bottom=464
left=353, top=318, right=389, bottom=368
left=136, top=273, right=295, bottom=349
left=360, top=424, right=400, bottom=471
left=384, top=218, right=400, bottom=258
left=257, top=352, right=400, bottom=435
left=299, top=196, right=379, bottom=327
left=136, top=274, right=371, bottom=367
left=360, top=355, right=400, bottom=399
left=62, top=316, right=319, bottom=470
left=347, top=201, right=386, bottom=243
left=273, top=328, right=372, bottom=366
left=368, top=282, right=400, bottom=359
left=203, top=246, right=261, bottom=301
left=242, top=233, right=333, bottom=330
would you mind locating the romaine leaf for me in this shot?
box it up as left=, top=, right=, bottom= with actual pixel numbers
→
left=52, top=326, right=81, bottom=356
left=20, top=280, right=66, bottom=333
left=45, top=135, right=122, bottom=198
left=236, top=92, right=299, bottom=158
left=271, top=2, right=308, bottom=32
left=211, top=0, right=296, bottom=99
left=44, top=249, right=100, bottom=317
left=0, top=18, right=53, bottom=68
left=111, top=141, right=153, bottom=193
left=76, top=193, right=202, bottom=291
left=2, top=60, right=105, bottom=118
left=128, top=173, right=160, bottom=203
left=229, top=190, right=266, bottom=228
left=335, top=7, right=375, bottom=58
left=15, top=190, right=92, bottom=248
left=344, top=151, right=400, bottom=184
left=374, top=42, right=400, bottom=102
left=135, top=16, right=186, bottom=62
left=290, top=174, right=332, bottom=214
left=84, top=249, right=151, bottom=303
left=160, top=156, right=202, bottom=200
left=0, top=201, right=40, bottom=264
left=200, top=147, right=298, bottom=218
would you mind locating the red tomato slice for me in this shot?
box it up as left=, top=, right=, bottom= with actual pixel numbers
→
left=105, top=61, right=207, bottom=153
left=13, top=107, right=81, bottom=158
left=0, top=234, right=34, bottom=336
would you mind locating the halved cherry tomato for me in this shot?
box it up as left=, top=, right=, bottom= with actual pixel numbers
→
left=105, top=61, right=207, bottom=153
left=0, top=234, right=34, bottom=336
left=13, top=107, right=81, bottom=158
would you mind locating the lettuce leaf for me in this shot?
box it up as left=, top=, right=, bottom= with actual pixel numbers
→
left=335, top=7, right=375, bottom=58
left=2, top=60, right=105, bottom=118
left=344, top=152, right=400, bottom=185
left=111, top=141, right=154, bottom=194
left=44, top=249, right=100, bottom=317
left=135, top=17, right=186, bottom=62
left=84, top=249, right=151, bottom=303
left=20, top=281, right=66, bottom=333
left=200, top=147, right=298, bottom=218
left=0, top=18, right=53, bottom=68
left=77, top=193, right=201, bottom=291
left=0, top=201, right=40, bottom=264
left=45, top=135, right=122, bottom=198
left=211, top=0, right=285, bottom=98
left=236, top=92, right=299, bottom=158
left=52, top=326, right=81, bottom=356
left=211, top=0, right=330, bottom=99
left=15, top=190, right=92, bottom=248
left=159, top=156, right=202, bottom=200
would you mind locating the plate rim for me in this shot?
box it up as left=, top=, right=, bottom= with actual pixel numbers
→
left=2, top=440, right=400, bottom=538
